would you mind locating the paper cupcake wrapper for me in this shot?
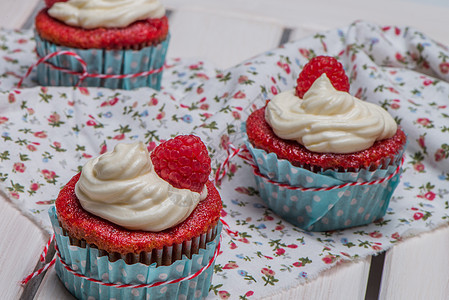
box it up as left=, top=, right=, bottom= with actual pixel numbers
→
left=49, top=207, right=222, bottom=300
left=245, top=140, right=405, bottom=188
left=253, top=168, right=401, bottom=231
left=34, top=32, right=170, bottom=90
left=243, top=126, right=405, bottom=231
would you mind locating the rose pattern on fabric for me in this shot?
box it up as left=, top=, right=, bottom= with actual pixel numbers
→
left=0, top=21, right=449, bottom=299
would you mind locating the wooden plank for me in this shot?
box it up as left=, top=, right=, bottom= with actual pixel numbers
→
left=35, top=265, right=75, bottom=300
left=21, top=1, right=45, bottom=30
left=0, top=1, right=446, bottom=299
left=0, top=1, right=41, bottom=29
left=379, top=225, right=449, bottom=299
left=289, top=26, right=330, bottom=43
left=167, top=9, right=284, bottom=69
left=36, top=257, right=372, bottom=299
left=0, top=198, right=48, bottom=299
left=164, top=0, right=449, bottom=46
left=262, top=257, right=372, bottom=299
left=365, top=253, right=386, bottom=300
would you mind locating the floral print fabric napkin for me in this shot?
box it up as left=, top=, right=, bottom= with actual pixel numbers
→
left=0, top=21, right=448, bottom=299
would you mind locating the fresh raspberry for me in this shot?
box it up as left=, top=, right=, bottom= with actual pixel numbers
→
left=295, top=56, right=350, bottom=98
left=151, top=135, right=211, bottom=193
left=45, top=0, right=67, bottom=8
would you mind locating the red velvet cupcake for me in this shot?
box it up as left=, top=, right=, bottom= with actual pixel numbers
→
left=245, top=56, right=406, bottom=231
left=34, top=0, right=170, bottom=90
left=49, top=137, right=222, bottom=299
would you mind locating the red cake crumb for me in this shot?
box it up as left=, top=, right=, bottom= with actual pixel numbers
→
left=246, top=107, right=406, bottom=171
left=35, top=9, right=169, bottom=50
left=55, top=173, right=222, bottom=254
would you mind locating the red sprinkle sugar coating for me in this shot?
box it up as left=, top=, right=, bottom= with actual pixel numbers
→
left=296, top=56, right=350, bottom=98
left=35, top=9, right=169, bottom=50
left=246, top=107, right=406, bottom=172
left=55, top=174, right=222, bottom=255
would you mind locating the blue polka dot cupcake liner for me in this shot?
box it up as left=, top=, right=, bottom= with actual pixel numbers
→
left=49, top=207, right=221, bottom=300
left=245, top=141, right=404, bottom=187
left=245, top=141, right=405, bottom=231
left=34, top=32, right=170, bottom=90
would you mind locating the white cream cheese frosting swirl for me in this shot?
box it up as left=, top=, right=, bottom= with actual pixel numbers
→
left=75, top=142, right=207, bottom=232
left=265, top=74, right=397, bottom=154
left=48, top=0, right=166, bottom=29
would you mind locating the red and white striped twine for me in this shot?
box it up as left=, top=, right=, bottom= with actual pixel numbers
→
left=20, top=234, right=56, bottom=285
left=17, top=50, right=163, bottom=88
left=21, top=214, right=236, bottom=286
left=220, top=217, right=238, bottom=237
left=40, top=233, right=54, bottom=262
left=252, top=156, right=404, bottom=192
left=20, top=257, right=56, bottom=285
left=55, top=238, right=221, bottom=289
left=214, top=145, right=242, bottom=186
left=218, top=143, right=404, bottom=192
left=214, top=144, right=255, bottom=186
left=21, top=234, right=221, bottom=287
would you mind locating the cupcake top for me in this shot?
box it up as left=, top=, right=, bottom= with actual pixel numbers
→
left=56, top=136, right=221, bottom=254
left=36, top=0, right=169, bottom=49
left=265, top=74, right=397, bottom=154
left=48, top=0, right=165, bottom=29
left=75, top=142, right=207, bottom=232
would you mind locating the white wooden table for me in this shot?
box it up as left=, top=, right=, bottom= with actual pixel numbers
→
left=1, top=0, right=449, bottom=299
